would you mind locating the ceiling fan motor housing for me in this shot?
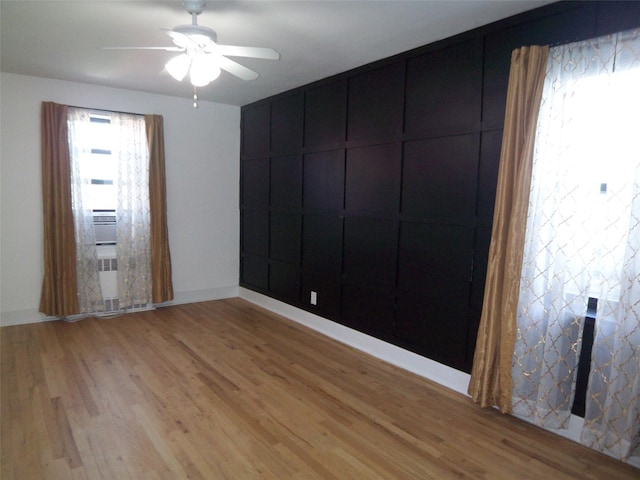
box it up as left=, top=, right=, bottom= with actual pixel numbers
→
left=183, top=0, right=206, bottom=16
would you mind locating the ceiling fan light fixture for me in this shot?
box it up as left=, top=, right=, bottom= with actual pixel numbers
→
left=165, top=53, right=191, bottom=81
left=190, top=54, right=221, bottom=87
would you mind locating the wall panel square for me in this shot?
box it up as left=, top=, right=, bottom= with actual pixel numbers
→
left=301, top=271, right=342, bottom=317
left=347, top=62, right=405, bottom=141
left=304, top=80, right=347, bottom=147
left=402, top=134, right=479, bottom=222
left=341, top=285, right=394, bottom=339
left=271, top=155, right=302, bottom=208
left=303, top=150, right=345, bottom=211
left=343, top=217, right=397, bottom=288
left=345, top=143, right=401, bottom=215
left=395, top=294, right=468, bottom=369
left=241, top=158, right=269, bottom=206
left=405, top=38, right=482, bottom=133
left=270, top=211, right=301, bottom=264
left=302, top=214, right=343, bottom=273
left=271, top=93, right=303, bottom=155
left=241, top=254, right=268, bottom=290
left=242, top=103, right=270, bottom=157
left=397, top=222, right=473, bottom=303
left=241, top=209, right=269, bottom=256
left=269, top=263, right=300, bottom=303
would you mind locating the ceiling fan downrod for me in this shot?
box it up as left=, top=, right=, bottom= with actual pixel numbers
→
left=182, top=0, right=205, bottom=27
left=183, top=0, right=206, bottom=20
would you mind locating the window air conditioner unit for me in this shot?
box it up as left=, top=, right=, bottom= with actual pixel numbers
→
left=93, top=210, right=116, bottom=244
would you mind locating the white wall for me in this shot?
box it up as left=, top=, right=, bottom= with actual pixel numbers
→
left=0, top=73, right=241, bottom=326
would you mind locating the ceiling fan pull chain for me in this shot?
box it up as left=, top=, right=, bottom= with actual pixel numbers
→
left=193, top=86, right=199, bottom=108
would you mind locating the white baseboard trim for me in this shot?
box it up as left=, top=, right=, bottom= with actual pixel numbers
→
left=0, top=309, right=58, bottom=327
left=0, top=286, right=240, bottom=327
left=161, top=286, right=239, bottom=307
left=238, top=287, right=471, bottom=397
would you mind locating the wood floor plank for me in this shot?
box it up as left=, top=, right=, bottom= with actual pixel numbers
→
left=2, top=298, right=638, bottom=479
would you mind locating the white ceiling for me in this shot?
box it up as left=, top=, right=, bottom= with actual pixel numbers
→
left=0, top=0, right=553, bottom=106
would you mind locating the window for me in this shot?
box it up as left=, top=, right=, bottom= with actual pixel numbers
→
left=85, top=115, right=118, bottom=247
left=87, top=115, right=117, bottom=213
left=68, top=108, right=152, bottom=314
left=512, top=29, right=640, bottom=460
left=531, top=68, right=640, bottom=302
left=39, top=102, right=172, bottom=319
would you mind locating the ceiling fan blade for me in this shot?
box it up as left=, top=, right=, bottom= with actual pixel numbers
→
left=162, top=28, right=197, bottom=49
left=217, top=56, right=260, bottom=81
left=102, top=46, right=184, bottom=51
left=214, top=45, right=280, bottom=60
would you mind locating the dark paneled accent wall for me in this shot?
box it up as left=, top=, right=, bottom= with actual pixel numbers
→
left=240, top=1, right=640, bottom=373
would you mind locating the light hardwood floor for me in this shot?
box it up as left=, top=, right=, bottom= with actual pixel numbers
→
left=1, top=298, right=638, bottom=479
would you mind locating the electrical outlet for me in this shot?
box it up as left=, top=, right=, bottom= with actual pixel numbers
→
left=310, top=291, right=317, bottom=305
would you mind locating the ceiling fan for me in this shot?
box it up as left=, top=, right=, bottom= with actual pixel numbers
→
left=106, top=0, right=280, bottom=88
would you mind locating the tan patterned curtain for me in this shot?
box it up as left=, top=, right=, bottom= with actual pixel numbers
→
left=146, top=115, right=174, bottom=303
left=39, top=102, right=80, bottom=317
left=467, top=46, right=549, bottom=412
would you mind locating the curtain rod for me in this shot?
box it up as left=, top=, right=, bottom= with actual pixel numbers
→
left=66, top=104, right=147, bottom=118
